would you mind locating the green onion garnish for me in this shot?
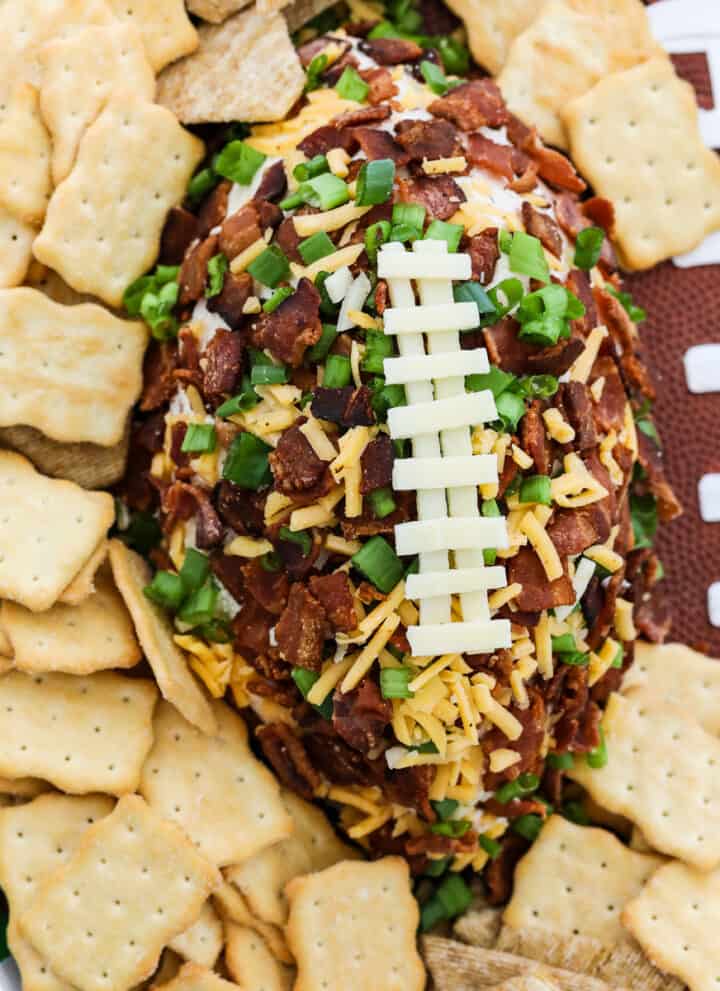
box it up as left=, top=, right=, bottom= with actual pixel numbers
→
left=292, top=667, right=333, bottom=719
left=365, top=219, right=391, bottom=263
left=315, top=271, right=340, bottom=317
left=509, top=231, right=550, bottom=283
left=494, top=773, right=539, bottom=804
left=205, top=253, right=228, bottom=298
left=370, top=379, right=406, bottom=422
left=512, top=814, right=544, bottom=842
left=467, top=366, right=516, bottom=399
left=187, top=167, right=219, bottom=206
left=307, top=322, right=337, bottom=362
left=612, top=644, right=624, bottom=669
left=181, top=423, right=217, bottom=454
left=487, top=277, right=524, bottom=317
left=214, top=140, right=266, bottom=186
left=495, top=390, right=526, bottom=432
left=304, top=53, right=329, bottom=93
left=250, top=363, right=288, bottom=385
left=517, top=284, right=585, bottom=347
left=586, top=727, right=608, bottom=769
left=607, top=286, right=646, bottom=323
left=483, top=548, right=497, bottom=566
left=356, top=158, right=396, bottom=207
left=380, top=666, right=414, bottom=699
left=305, top=173, right=350, bottom=210
left=551, top=634, right=576, bottom=655
left=361, top=328, right=394, bottom=374
left=222, top=433, right=272, bottom=489
left=435, top=874, right=472, bottom=918
left=432, top=799, right=459, bottom=820
left=278, top=190, right=306, bottom=211
left=143, top=570, right=185, bottom=611
left=215, top=379, right=260, bottom=417
left=123, top=264, right=180, bottom=341
left=498, top=229, right=513, bottom=253
left=369, top=487, right=397, bottom=519
left=519, top=474, right=552, bottom=506
left=482, top=498, right=501, bottom=518
left=574, top=226, right=605, bottom=271
left=279, top=526, right=312, bottom=556
left=431, top=819, right=471, bottom=838
left=336, top=65, right=370, bottom=102
left=436, top=36, right=469, bottom=75
left=547, top=752, right=574, bottom=771
left=424, top=856, right=451, bottom=878
left=262, top=286, right=293, bottom=313
left=563, top=800, right=590, bottom=826
left=453, top=281, right=497, bottom=327
left=247, top=245, right=290, bottom=288
left=351, top=536, right=404, bottom=594
left=293, top=154, right=329, bottom=182
left=420, top=897, right=447, bottom=933
left=630, top=492, right=658, bottom=550
left=177, top=579, right=218, bottom=627
left=420, top=59, right=453, bottom=96
left=323, top=354, right=352, bottom=388
left=179, top=548, right=210, bottom=594
left=425, top=219, right=463, bottom=253
left=479, top=834, right=502, bottom=859
left=391, top=202, right=425, bottom=242
left=298, top=231, right=335, bottom=265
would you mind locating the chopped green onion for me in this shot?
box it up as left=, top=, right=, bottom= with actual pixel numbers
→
left=356, top=159, right=396, bottom=207
left=420, top=897, right=447, bottom=933
left=262, top=286, right=293, bottom=314
left=636, top=417, right=661, bottom=448
left=431, top=819, right=471, bottom=838
left=393, top=202, right=426, bottom=230
left=144, top=570, right=185, bottom=611
left=482, top=498, right=501, bottom=518
left=365, top=219, right=392, bottom=263
left=612, top=643, right=624, bottom=669
left=552, top=634, right=577, bottom=655
left=512, top=814, right=544, bottom=841
left=607, top=286, right=646, bottom=324
left=420, top=59, right=456, bottom=96
left=432, top=798, right=459, bottom=821
left=206, top=253, right=227, bottom=299
left=351, top=536, right=404, bottom=594
left=304, top=53, right=329, bottom=93
left=435, top=874, right=472, bottom=918
left=379, top=666, right=414, bottom=699
left=389, top=223, right=421, bottom=244
left=453, top=281, right=497, bottom=327
left=483, top=548, right=497, bottom=566
left=519, top=474, right=552, bottom=506
left=517, top=284, right=584, bottom=346
left=177, top=579, right=218, bottom=627
left=425, top=219, right=463, bottom=253
left=424, top=856, right=451, bottom=878
left=305, top=173, right=350, bottom=210
left=586, top=727, right=608, bottom=769
left=299, top=231, right=335, bottom=265
left=495, top=390, right=526, bottom=432
left=560, top=651, right=589, bottom=667
left=487, top=277, right=524, bottom=317
left=315, top=271, right=340, bottom=317
left=547, top=752, right=574, bottom=771
left=222, top=432, right=272, bottom=489
left=124, top=265, right=180, bottom=341
left=181, top=423, right=217, bottom=454
left=250, top=363, right=288, bottom=385
left=509, top=231, right=550, bottom=283
left=498, top=229, right=513, bottom=253
left=187, top=167, right=219, bottom=206
left=118, top=510, right=162, bottom=555
left=247, top=245, right=290, bottom=288
left=574, top=226, right=605, bottom=271
left=307, top=322, right=337, bottom=362
left=495, top=772, right=540, bottom=804
left=215, top=379, right=259, bottom=417
left=292, top=667, right=333, bottom=719
left=479, top=834, right=502, bottom=859
left=279, top=526, right=312, bottom=556
left=411, top=740, right=439, bottom=755
left=467, top=367, right=516, bottom=399
left=261, top=550, right=283, bottom=572
left=370, top=379, right=406, bottom=421
left=369, top=487, right=397, bottom=519
left=179, top=548, right=210, bottom=594
left=278, top=190, right=306, bottom=211
left=214, top=141, right=266, bottom=186
left=336, top=65, right=370, bottom=102
left=436, top=36, right=469, bottom=75
left=514, top=375, right=559, bottom=400
left=293, top=154, right=329, bottom=182
left=323, top=354, right=352, bottom=388
left=630, top=492, right=658, bottom=550
left=362, top=328, right=394, bottom=374
left=562, top=800, right=590, bottom=826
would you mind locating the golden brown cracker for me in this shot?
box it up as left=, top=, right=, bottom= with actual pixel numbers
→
left=443, top=0, right=544, bottom=75
left=19, top=796, right=220, bottom=991
left=33, top=94, right=204, bottom=307
left=212, top=879, right=293, bottom=965
left=105, top=0, right=198, bottom=72
left=0, top=206, right=34, bottom=288
left=168, top=901, right=223, bottom=970
left=58, top=540, right=108, bottom=606
left=156, top=10, right=305, bottom=124
left=153, top=962, right=241, bottom=991
left=185, top=0, right=253, bottom=23
left=109, top=540, right=217, bottom=735
left=286, top=858, right=425, bottom=991
left=140, top=699, right=292, bottom=866
left=0, top=451, right=114, bottom=612
left=224, top=923, right=294, bottom=991
left=0, top=288, right=147, bottom=447
left=0, top=82, right=51, bottom=225
left=0, top=669, right=157, bottom=795
left=0, top=426, right=130, bottom=490
left=562, top=55, right=720, bottom=269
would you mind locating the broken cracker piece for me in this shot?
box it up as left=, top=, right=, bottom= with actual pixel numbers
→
left=156, top=10, right=305, bottom=124
left=58, top=539, right=108, bottom=606
left=140, top=699, right=292, bottom=866
left=562, top=55, right=720, bottom=269
left=153, top=962, right=241, bottom=991
left=212, top=879, right=293, bottom=966
left=33, top=94, right=203, bottom=307
left=108, top=540, right=217, bottom=735
left=443, top=0, right=544, bottom=75
left=0, top=426, right=129, bottom=490
left=0, top=82, right=51, bottom=225
left=569, top=692, right=720, bottom=870
left=0, top=205, right=34, bottom=288
left=19, top=796, right=220, bottom=991
left=0, top=451, right=114, bottom=612
left=286, top=858, right=425, bottom=991
left=168, top=901, right=223, bottom=970
left=224, top=923, right=294, bottom=991
left=186, top=0, right=253, bottom=23
left=105, top=0, right=198, bottom=72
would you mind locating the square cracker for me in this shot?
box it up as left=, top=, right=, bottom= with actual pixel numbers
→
left=0, top=451, right=114, bottom=612
left=109, top=540, right=217, bottom=735
left=168, top=902, right=223, bottom=970
left=562, top=56, right=720, bottom=269
left=227, top=790, right=357, bottom=927
left=443, top=0, right=544, bottom=75
left=154, top=962, right=241, bottom=991
left=623, top=860, right=720, bottom=991
left=156, top=10, right=305, bottom=124
left=212, top=879, right=293, bottom=965
left=569, top=692, right=720, bottom=870
left=0, top=669, right=157, bottom=795
left=0, top=83, right=51, bottom=225
left=58, top=539, right=108, bottom=606
left=503, top=815, right=662, bottom=947
left=19, top=796, right=221, bottom=991
left=33, top=95, right=204, bottom=308
left=0, top=288, right=147, bottom=447
left=621, top=641, right=720, bottom=735
left=1, top=565, right=141, bottom=675
left=497, top=0, right=659, bottom=150
left=186, top=0, right=253, bottom=24
left=0, top=424, right=129, bottom=491
left=104, top=0, right=198, bottom=72
left=286, top=858, right=425, bottom=991
left=0, top=206, right=34, bottom=288
left=0, top=776, right=48, bottom=798
left=140, top=699, right=292, bottom=866
left=39, top=24, right=155, bottom=186
left=224, top=923, right=294, bottom=991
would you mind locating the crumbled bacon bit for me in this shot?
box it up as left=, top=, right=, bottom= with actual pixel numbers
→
left=559, top=381, right=597, bottom=450
left=467, top=132, right=515, bottom=181
left=521, top=201, right=562, bottom=258
left=361, top=37, right=423, bottom=64
left=360, top=433, right=394, bottom=493
left=396, top=118, right=460, bottom=162
left=636, top=431, right=683, bottom=523
left=298, top=124, right=355, bottom=158
left=178, top=234, right=217, bottom=307
left=256, top=723, right=322, bottom=801
left=252, top=278, right=322, bottom=367
left=160, top=207, right=200, bottom=266
left=468, top=227, right=500, bottom=285
left=219, top=205, right=262, bottom=261
left=197, top=180, right=231, bottom=238
left=352, top=126, right=408, bottom=163
left=269, top=420, right=328, bottom=495
left=332, top=678, right=391, bottom=754
left=396, top=174, right=465, bottom=221
left=521, top=400, right=552, bottom=475
left=343, top=386, right=375, bottom=426
left=360, top=66, right=397, bottom=105
left=215, top=480, right=264, bottom=536
left=309, top=572, right=357, bottom=632
left=169, top=422, right=189, bottom=468
left=430, top=79, right=509, bottom=130
left=254, top=160, right=288, bottom=202
left=548, top=504, right=611, bottom=556
left=140, top=341, right=178, bottom=412
left=333, top=104, right=392, bottom=128
left=275, top=583, right=329, bottom=670
left=589, top=356, right=627, bottom=433
left=508, top=547, right=575, bottom=612
left=241, top=558, right=289, bottom=616
left=206, top=271, right=253, bottom=330
left=202, top=328, right=243, bottom=404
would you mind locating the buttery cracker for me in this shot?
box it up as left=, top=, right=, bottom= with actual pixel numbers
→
left=34, top=95, right=204, bottom=307
left=0, top=206, right=34, bottom=288
left=562, top=56, right=720, bottom=269
left=186, top=0, right=253, bottom=23
left=212, top=878, right=293, bottom=965
left=39, top=24, right=155, bottom=185
left=0, top=452, right=114, bottom=612
left=153, top=962, right=241, bottom=991
left=156, top=11, right=305, bottom=124
left=0, top=776, right=48, bottom=798
left=286, top=858, right=425, bottom=991
left=227, top=789, right=357, bottom=927
left=224, top=923, right=294, bottom=991
left=109, top=540, right=217, bottom=735
left=104, top=0, right=198, bottom=72
left=498, top=0, right=658, bottom=149
left=168, top=902, right=223, bottom=970
left=569, top=692, right=720, bottom=870
left=0, top=669, right=157, bottom=795
left=58, top=539, right=108, bottom=605
left=443, top=0, right=544, bottom=75
left=1, top=565, right=141, bottom=675
left=140, top=699, right=292, bottom=866
left=19, top=796, right=221, bottom=991
left=0, top=83, right=51, bottom=225
left=623, top=860, right=720, bottom=991
left=0, top=289, right=147, bottom=447
left=0, top=426, right=130, bottom=490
